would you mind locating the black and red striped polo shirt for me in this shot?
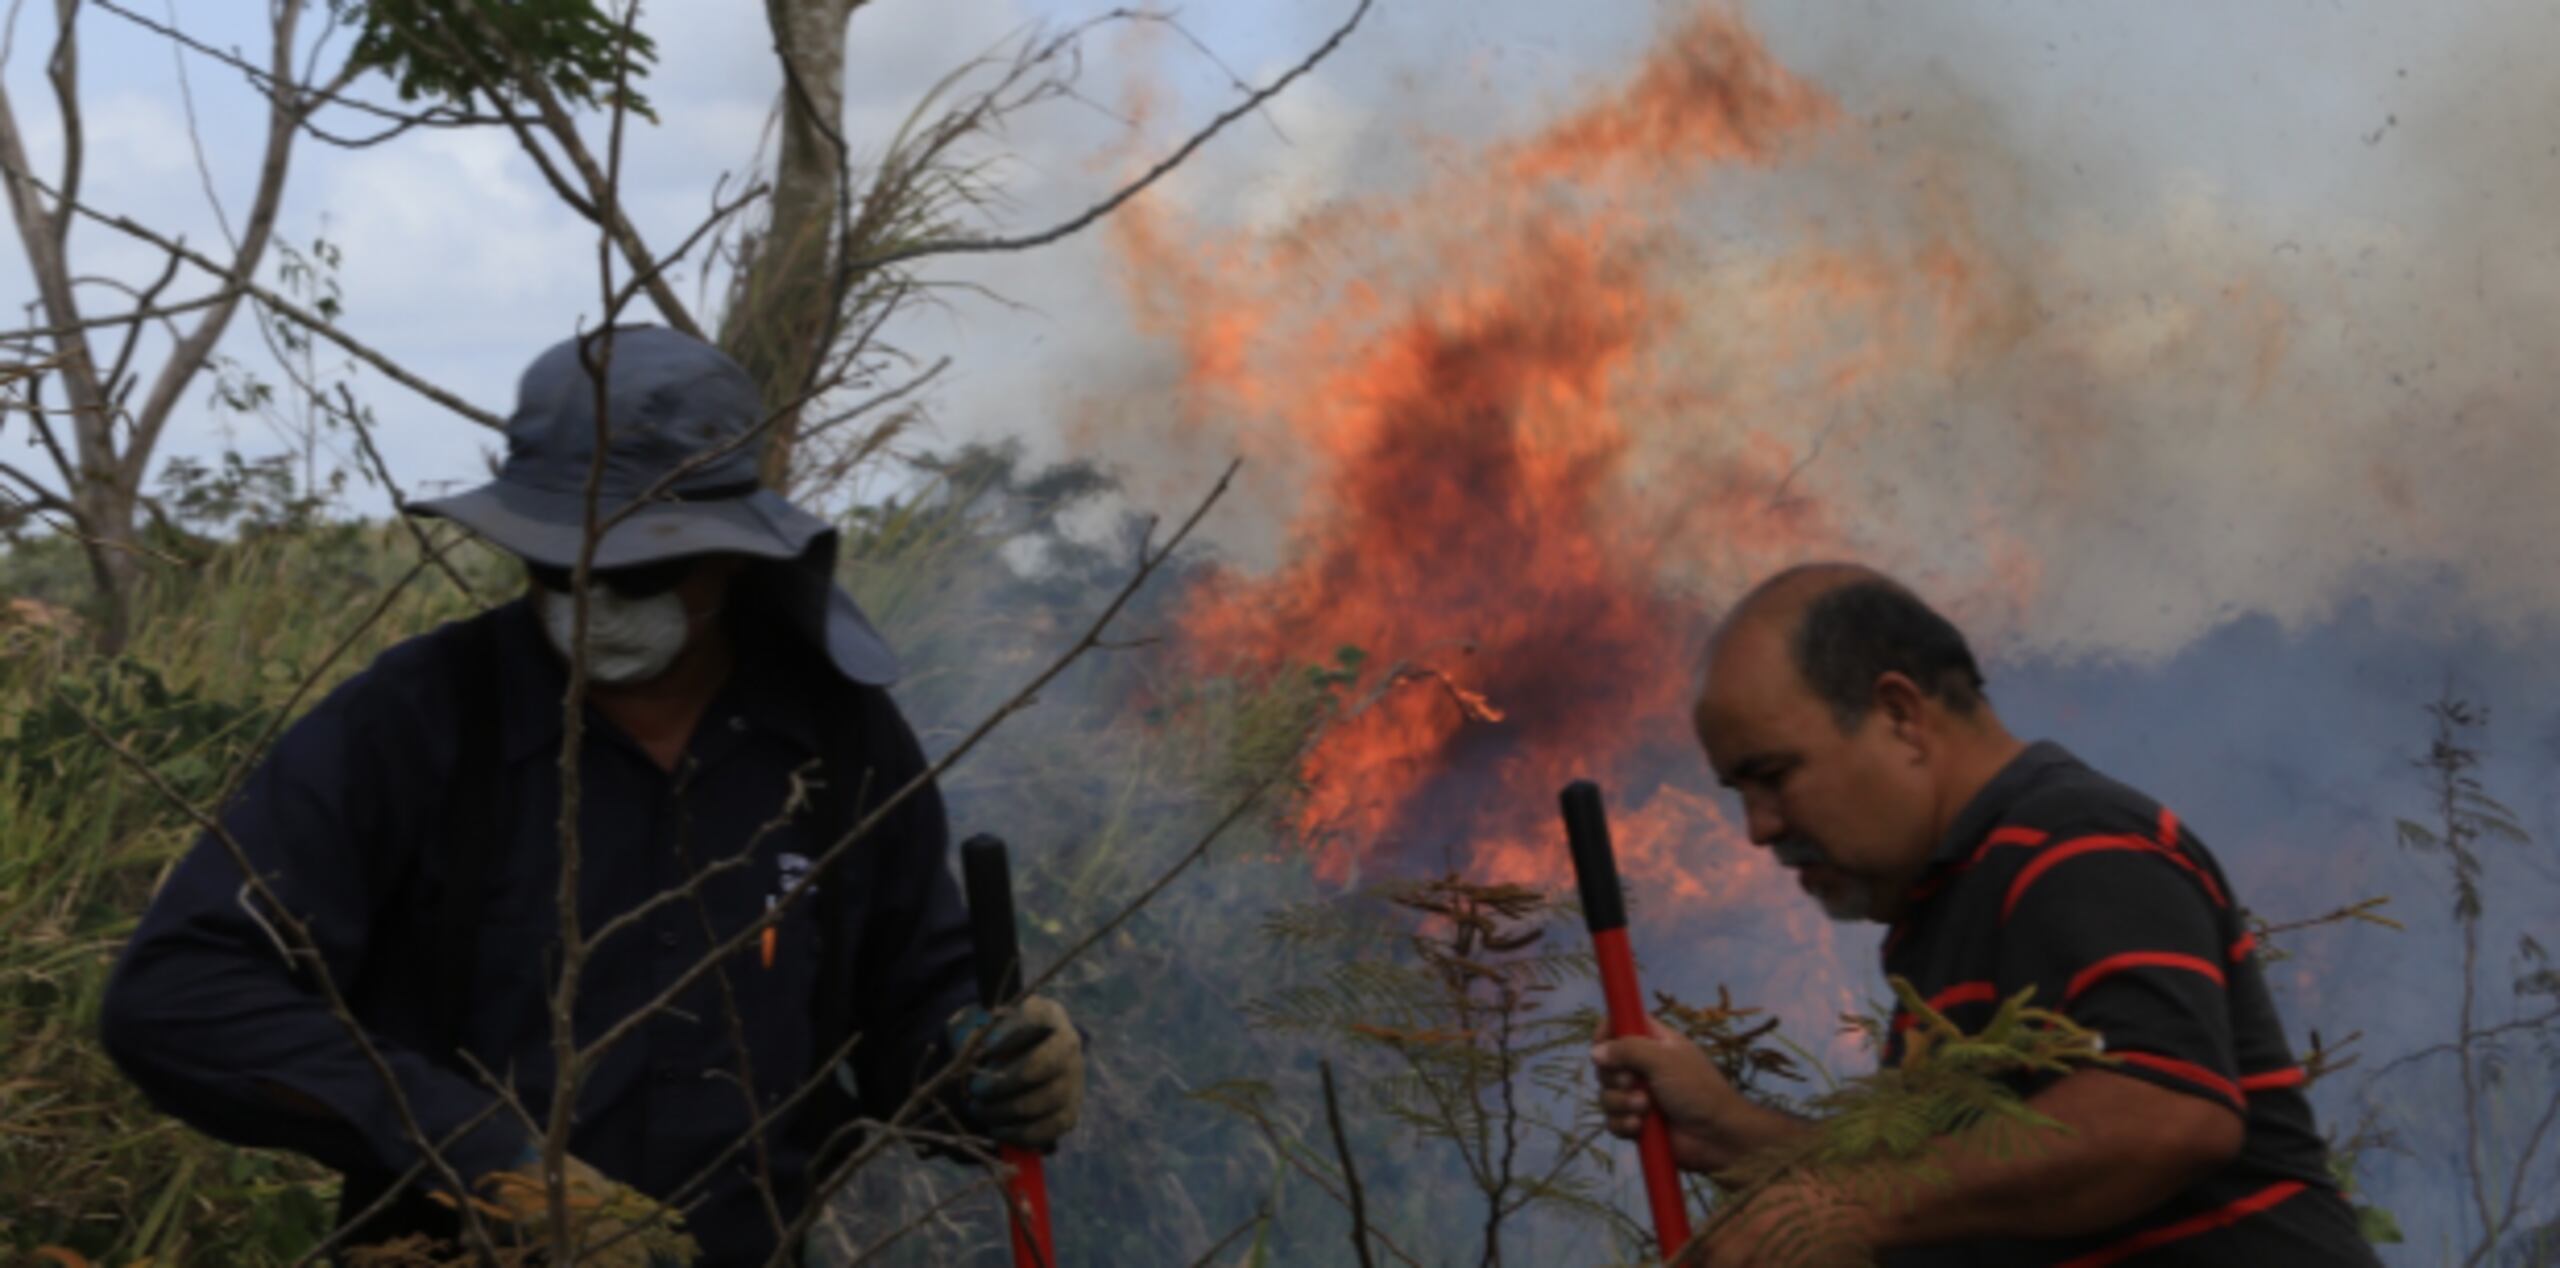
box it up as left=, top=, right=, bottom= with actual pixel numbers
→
left=1877, top=742, right=2378, bottom=1267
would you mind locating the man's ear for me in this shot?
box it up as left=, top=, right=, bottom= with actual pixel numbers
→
left=1871, top=672, right=1930, bottom=755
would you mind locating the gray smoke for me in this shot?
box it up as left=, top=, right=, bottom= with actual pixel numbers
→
left=939, top=0, right=2560, bottom=666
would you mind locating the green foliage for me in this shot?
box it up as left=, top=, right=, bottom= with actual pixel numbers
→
left=1700, top=979, right=2108, bottom=1268
left=2369, top=695, right=2560, bottom=1265
left=0, top=525, right=494, bottom=1263
left=157, top=452, right=342, bottom=540
left=331, top=0, right=658, bottom=117
left=1656, top=986, right=1816, bottom=1108
left=2327, top=1142, right=2404, bottom=1246
left=2395, top=697, right=2530, bottom=923
left=1236, top=877, right=1640, bottom=1262
left=188, top=227, right=361, bottom=544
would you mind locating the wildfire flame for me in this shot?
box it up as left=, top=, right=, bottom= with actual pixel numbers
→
left=1084, top=0, right=2560, bottom=1127
left=1117, top=8, right=1844, bottom=906
left=1085, top=3, right=2177, bottom=1048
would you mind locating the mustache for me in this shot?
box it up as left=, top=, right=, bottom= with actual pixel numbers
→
left=1770, top=838, right=1828, bottom=869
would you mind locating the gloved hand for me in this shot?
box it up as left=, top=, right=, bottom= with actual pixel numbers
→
left=436, top=1146, right=699, bottom=1267
left=958, top=995, right=1085, bottom=1151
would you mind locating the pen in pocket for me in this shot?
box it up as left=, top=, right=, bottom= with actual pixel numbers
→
left=760, top=895, right=777, bottom=969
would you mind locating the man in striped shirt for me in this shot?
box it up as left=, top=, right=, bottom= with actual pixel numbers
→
left=1592, top=564, right=2378, bottom=1265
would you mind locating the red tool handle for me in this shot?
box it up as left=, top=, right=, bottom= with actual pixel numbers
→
left=961, top=835, right=1059, bottom=1268
left=1000, top=1148, right=1055, bottom=1267
left=1562, top=782, right=1694, bottom=1260
left=1594, top=925, right=1692, bottom=1258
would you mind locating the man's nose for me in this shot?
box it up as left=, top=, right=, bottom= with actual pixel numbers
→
left=1743, top=795, right=1784, bottom=846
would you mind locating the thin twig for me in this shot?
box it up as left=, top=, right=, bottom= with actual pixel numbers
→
left=2363, top=1004, right=2560, bottom=1082
left=92, top=0, right=502, bottom=132
left=857, top=0, right=1371, bottom=271
left=289, top=1098, right=514, bottom=1266
left=582, top=462, right=1243, bottom=1082
left=1217, top=1088, right=1426, bottom=1267
left=607, top=176, right=769, bottom=318
left=211, top=527, right=464, bottom=810
left=66, top=703, right=504, bottom=1257
left=337, top=383, right=479, bottom=601
left=1180, top=1203, right=1274, bottom=1268
left=2254, top=896, right=2400, bottom=943
left=0, top=166, right=507, bottom=429
left=2489, top=1083, right=2560, bottom=1255
left=438, top=0, right=702, bottom=339
left=1320, top=1060, right=1378, bottom=1268
left=841, top=1168, right=1010, bottom=1266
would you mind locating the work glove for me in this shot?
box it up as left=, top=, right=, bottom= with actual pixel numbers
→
left=434, top=1146, right=699, bottom=1267
left=958, top=994, right=1085, bottom=1151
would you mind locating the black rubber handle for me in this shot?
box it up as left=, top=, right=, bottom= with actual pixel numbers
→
left=1560, top=781, right=1626, bottom=933
left=961, top=834, right=1023, bottom=1009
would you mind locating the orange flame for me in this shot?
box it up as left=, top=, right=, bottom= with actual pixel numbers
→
left=1116, top=8, right=1866, bottom=923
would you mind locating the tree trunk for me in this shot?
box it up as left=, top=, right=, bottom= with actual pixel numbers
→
left=724, top=0, right=859, bottom=492
left=0, top=1, right=316, bottom=650
left=70, top=474, right=139, bottom=648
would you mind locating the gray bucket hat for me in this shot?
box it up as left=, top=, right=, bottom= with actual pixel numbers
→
left=412, top=326, right=899, bottom=684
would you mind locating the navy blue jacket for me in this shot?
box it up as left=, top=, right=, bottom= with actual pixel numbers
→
left=100, top=597, right=978, bottom=1265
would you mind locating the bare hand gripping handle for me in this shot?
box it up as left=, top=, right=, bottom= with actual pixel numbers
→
left=1561, top=781, right=1694, bottom=1259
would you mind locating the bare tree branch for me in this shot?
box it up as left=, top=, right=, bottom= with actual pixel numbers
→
left=1180, top=1205, right=1274, bottom=1268
left=458, top=79, right=602, bottom=221
left=0, top=457, right=74, bottom=512
left=1321, top=1059, right=1379, bottom=1268
left=0, top=42, right=110, bottom=452
left=4, top=369, right=80, bottom=505
left=337, top=383, right=480, bottom=602
left=44, top=0, right=79, bottom=255
left=433, top=0, right=702, bottom=339
left=607, top=175, right=769, bottom=319
left=842, top=1169, right=1009, bottom=1266
left=0, top=168, right=507, bottom=429
left=120, top=1, right=348, bottom=490
left=161, top=0, right=238, bottom=250
left=98, top=243, right=181, bottom=405
left=211, top=527, right=471, bottom=809
left=92, top=0, right=510, bottom=135
left=65, top=699, right=506, bottom=1258
left=581, top=460, right=1241, bottom=1083
left=2364, top=1003, right=2560, bottom=1082
left=1211, top=1081, right=1427, bottom=1267
left=1, top=0, right=32, bottom=69
left=535, top=14, right=659, bottom=1250
left=858, top=0, right=1371, bottom=271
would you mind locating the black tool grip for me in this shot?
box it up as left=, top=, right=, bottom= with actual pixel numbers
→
left=1560, top=781, right=1627, bottom=933
left=961, top=834, right=1024, bottom=1009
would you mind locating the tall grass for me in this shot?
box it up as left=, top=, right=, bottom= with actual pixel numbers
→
left=1, top=524, right=504, bottom=1262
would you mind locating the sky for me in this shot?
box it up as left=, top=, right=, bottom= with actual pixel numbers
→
left=10, top=1, right=2554, bottom=664
left=7, top=0, right=2531, bottom=509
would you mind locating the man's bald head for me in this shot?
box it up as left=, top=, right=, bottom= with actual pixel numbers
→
left=1710, top=563, right=1987, bottom=730
left=1691, top=564, right=2016, bottom=925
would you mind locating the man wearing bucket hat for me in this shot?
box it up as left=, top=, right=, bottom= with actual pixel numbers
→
left=101, top=327, right=1084, bottom=1265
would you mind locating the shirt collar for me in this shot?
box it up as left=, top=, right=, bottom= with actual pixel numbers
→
left=1927, top=739, right=2081, bottom=866
left=492, top=596, right=823, bottom=764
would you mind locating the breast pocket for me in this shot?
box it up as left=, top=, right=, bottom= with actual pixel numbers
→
left=742, top=848, right=832, bottom=1099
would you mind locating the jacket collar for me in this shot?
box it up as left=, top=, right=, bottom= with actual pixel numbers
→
left=491, top=595, right=823, bottom=765
left=1927, top=739, right=2080, bottom=866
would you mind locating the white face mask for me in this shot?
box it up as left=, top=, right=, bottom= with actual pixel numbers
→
left=537, top=584, right=693, bottom=684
